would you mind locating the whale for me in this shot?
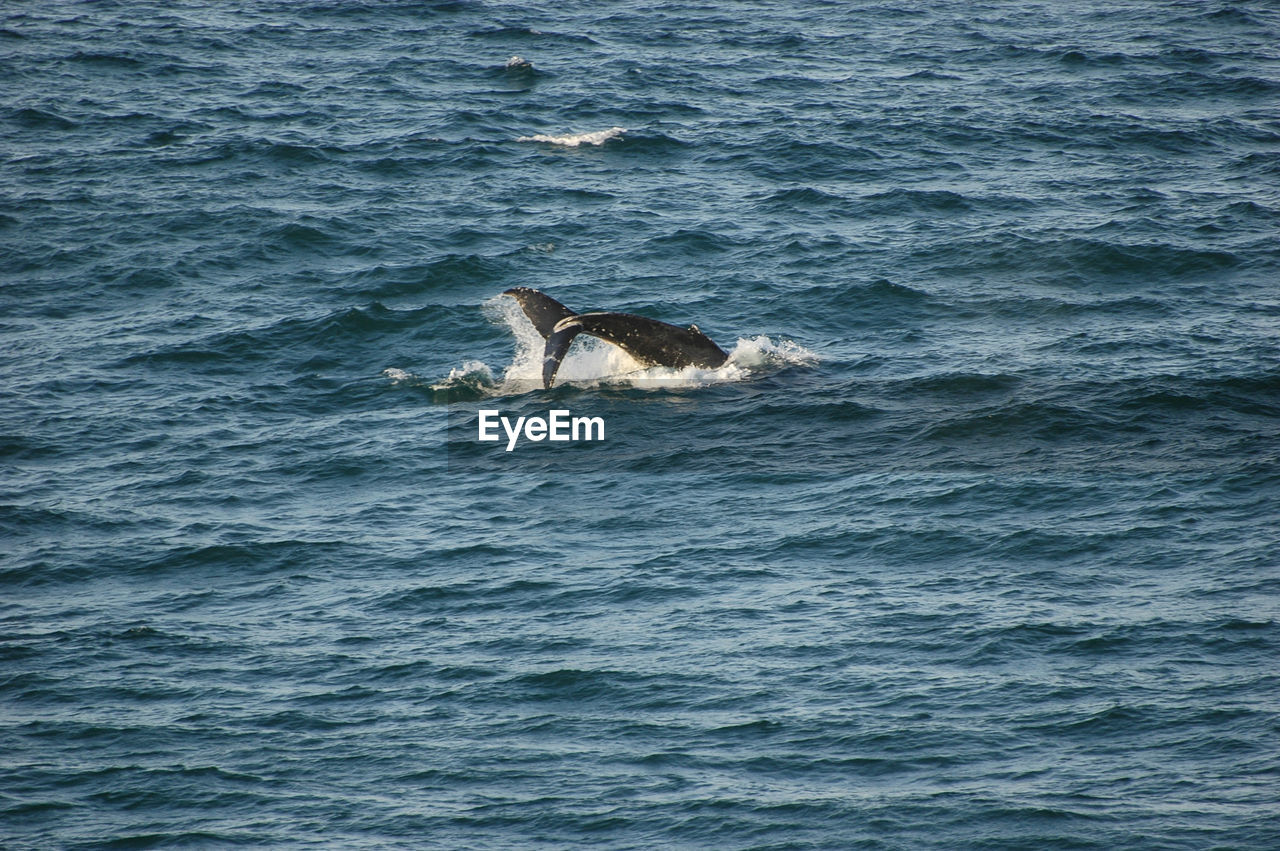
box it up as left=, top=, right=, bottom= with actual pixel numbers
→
left=502, top=287, right=730, bottom=388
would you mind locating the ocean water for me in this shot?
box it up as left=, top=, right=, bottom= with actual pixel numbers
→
left=3, top=0, right=1279, bottom=848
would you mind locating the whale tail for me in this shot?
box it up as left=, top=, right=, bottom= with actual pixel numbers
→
left=503, top=287, right=576, bottom=338
left=503, top=287, right=585, bottom=388
left=542, top=322, right=583, bottom=389
left=502, top=287, right=729, bottom=389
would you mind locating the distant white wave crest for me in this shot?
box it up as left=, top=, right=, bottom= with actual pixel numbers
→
left=516, top=127, right=626, bottom=147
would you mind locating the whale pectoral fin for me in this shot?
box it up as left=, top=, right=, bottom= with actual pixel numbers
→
left=504, top=287, right=577, bottom=339
left=542, top=323, right=581, bottom=388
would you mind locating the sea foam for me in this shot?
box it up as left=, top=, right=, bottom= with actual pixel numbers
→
left=516, top=127, right=626, bottom=147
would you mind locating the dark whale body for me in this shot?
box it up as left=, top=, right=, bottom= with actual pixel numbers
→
left=502, top=287, right=730, bottom=388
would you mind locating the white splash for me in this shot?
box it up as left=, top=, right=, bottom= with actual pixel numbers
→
left=726, top=335, right=819, bottom=369
left=429, top=360, right=494, bottom=392
left=383, top=367, right=415, bottom=383
left=505, top=55, right=533, bottom=70
left=516, top=127, right=626, bottom=147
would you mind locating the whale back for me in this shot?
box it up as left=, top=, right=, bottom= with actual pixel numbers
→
left=571, top=312, right=728, bottom=370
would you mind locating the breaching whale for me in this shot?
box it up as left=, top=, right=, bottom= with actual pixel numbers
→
left=502, top=287, right=730, bottom=388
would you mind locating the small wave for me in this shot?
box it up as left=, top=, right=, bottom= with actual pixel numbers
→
left=342, top=253, right=510, bottom=299
left=68, top=50, right=145, bottom=68
left=758, top=186, right=848, bottom=208
left=470, top=26, right=598, bottom=45
left=1184, top=7, right=1265, bottom=27
left=863, top=188, right=973, bottom=213
left=516, top=127, right=625, bottom=147
left=895, top=69, right=963, bottom=81
left=9, top=107, right=78, bottom=130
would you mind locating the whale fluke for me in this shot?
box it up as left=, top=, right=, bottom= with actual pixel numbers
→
left=502, top=288, right=729, bottom=388
left=503, top=286, right=576, bottom=338
left=542, top=323, right=581, bottom=389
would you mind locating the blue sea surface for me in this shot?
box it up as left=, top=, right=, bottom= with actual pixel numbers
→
left=3, top=1, right=1279, bottom=848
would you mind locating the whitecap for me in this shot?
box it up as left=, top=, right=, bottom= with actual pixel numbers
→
left=516, top=127, right=626, bottom=147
